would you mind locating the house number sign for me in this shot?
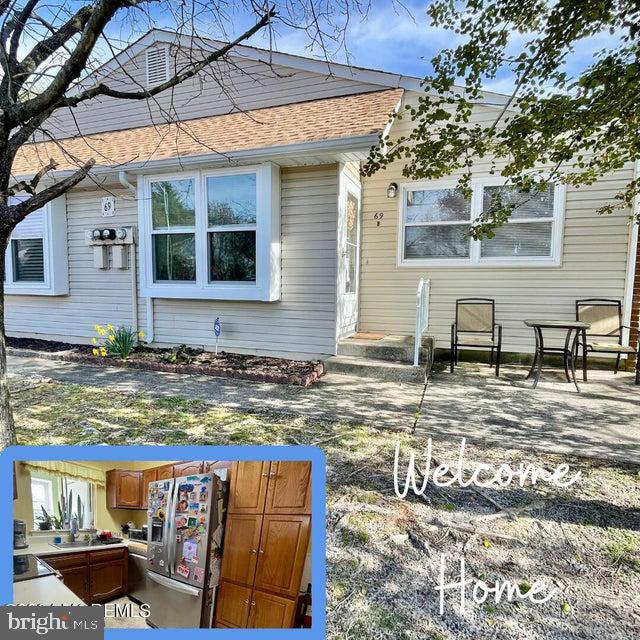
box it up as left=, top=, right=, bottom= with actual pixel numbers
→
left=101, top=196, right=115, bottom=217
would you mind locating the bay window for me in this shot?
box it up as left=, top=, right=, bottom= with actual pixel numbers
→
left=4, top=196, right=68, bottom=295
left=140, top=164, right=280, bottom=300
left=399, top=179, right=564, bottom=267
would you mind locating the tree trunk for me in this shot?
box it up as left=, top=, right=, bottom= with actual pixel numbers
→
left=0, top=232, right=16, bottom=449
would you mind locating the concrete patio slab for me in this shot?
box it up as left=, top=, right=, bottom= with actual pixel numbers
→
left=417, top=363, right=640, bottom=463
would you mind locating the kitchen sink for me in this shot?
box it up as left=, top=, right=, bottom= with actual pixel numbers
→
left=52, top=539, right=122, bottom=549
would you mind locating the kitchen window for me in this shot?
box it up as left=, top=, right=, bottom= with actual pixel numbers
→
left=140, top=164, right=280, bottom=300
left=31, top=478, right=54, bottom=524
left=31, top=473, right=95, bottom=530
left=398, top=180, right=565, bottom=267
left=4, top=196, right=69, bottom=294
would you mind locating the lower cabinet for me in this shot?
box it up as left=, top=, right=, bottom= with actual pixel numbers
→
left=40, top=549, right=127, bottom=604
left=214, top=581, right=296, bottom=629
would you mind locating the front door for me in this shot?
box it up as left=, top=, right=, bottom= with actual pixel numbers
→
left=337, top=175, right=361, bottom=338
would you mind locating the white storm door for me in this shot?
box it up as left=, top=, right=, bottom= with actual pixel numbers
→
left=338, top=177, right=361, bottom=338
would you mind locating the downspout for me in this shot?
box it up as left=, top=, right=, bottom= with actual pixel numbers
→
left=623, top=159, right=640, bottom=353
left=118, top=171, right=143, bottom=338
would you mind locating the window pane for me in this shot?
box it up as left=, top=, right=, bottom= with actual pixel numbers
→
left=12, top=239, right=44, bottom=282
left=207, top=174, right=256, bottom=226
left=152, top=179, right=195, bottom=229
left=406, top=189, right=470, bottom=223
left=153, top=233, right=196, bottom=281
left=481, top=221, right=553, bottom=258
left=405, top=225, right=470, bottom=259
left=209, top=231, right=256, bottom=282
left=346, top=192, right=359, bottom=244
left=483, top=184, right=554, bottom=220
left=346, top=243, right=357, bottom=293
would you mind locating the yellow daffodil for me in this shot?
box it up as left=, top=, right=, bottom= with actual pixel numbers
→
left=99, top=347, right=107, bottom=357
left=91, top=337, right=98, bottom=345
left=109, top=334, right=116, bottom=342
left=92, top=348, right=99, bottom=356
left=138, top=331, right=145, bottom=339
left=107, top=324, right=114, bottom=331
left=94, top=324, right=102, bottom=332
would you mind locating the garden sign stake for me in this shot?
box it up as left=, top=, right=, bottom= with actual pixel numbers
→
left=214, top=318, right=221, bottom=355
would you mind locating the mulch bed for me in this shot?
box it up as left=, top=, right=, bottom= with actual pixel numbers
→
left=7, top=337, right=325, bottom=387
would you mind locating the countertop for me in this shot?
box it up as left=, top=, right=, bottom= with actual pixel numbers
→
left=14, top=540, right=129, bottom=557
left=13, top=575, right=86, bottom=606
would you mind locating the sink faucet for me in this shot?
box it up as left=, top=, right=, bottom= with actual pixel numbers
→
left=69, top=516, right=79, bottom=543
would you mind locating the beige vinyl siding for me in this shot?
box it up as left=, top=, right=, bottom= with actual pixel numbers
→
left=358, top=91, right=634, bottom=354
left=47, top=48, right=385, bottom=139
left=5, top=187, right=145, bottom=343
left=5, top=165, right=338, bottom=359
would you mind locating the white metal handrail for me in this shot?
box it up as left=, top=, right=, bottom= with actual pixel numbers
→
left=414, top=278, right=431, bottom=366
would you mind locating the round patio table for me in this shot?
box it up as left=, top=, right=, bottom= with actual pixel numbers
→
left=523, top=319, right=590, bottom=392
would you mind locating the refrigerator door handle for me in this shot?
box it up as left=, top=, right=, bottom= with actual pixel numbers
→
left=167, top=479, right=177, bottom=575
left=147, top=571, right=201, bottom=596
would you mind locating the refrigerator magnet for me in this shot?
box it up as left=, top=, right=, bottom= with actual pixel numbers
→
left=201, top=476, right=211, bottom=483
left=187, top=517, right=197, bottom=528
left=157, top=508, right=165, bottom=520
left=176, top=563, right=190, bottom=579
left=177, top=499, right=189, bottom=512
left=189, top=491, right=197, bottom=501
left=200, top=504, right=207, bottom=513
left=189, top=501, right=199, bottom=509
left=176, top=516, right=187, bottom=529
left=183, top=540, right=198, bottom=562
left=193, top=567, right=205, bottom=584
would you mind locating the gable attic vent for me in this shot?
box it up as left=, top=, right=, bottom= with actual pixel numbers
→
left=145, top=45, right=169, bottom=87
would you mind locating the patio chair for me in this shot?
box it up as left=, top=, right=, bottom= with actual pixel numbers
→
left=575, top=298, right=640, bottom=384
left=451, top=298, right=502, bottom=376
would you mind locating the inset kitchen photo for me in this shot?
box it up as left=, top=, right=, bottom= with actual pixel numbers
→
left=11, top=457, right=316, bottom=630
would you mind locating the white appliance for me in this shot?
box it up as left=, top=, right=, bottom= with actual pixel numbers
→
left=145, top=471, right=228, bottom=628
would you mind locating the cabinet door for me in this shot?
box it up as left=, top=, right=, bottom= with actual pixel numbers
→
left=141, top=468, right=157, bottom=509
left=89, top=560, right=126, bottom=602
left=59, top=566, right=88, bottom=603
left=228, top=462, right=269, bottom=514
left=248, top=589, right=296, bottom=628
left=220, top=514, right=262, bottom=585
left=265, top=462, right=312, bottom=514
left=172, top=461, right=203, bottom=477
left=116, top=471, right=142, bottom=508
left=214, top=581, right=251, bottom=628
left=156, top=465, right=174, bottom=481
left=254, top=515, right=311, bottom=597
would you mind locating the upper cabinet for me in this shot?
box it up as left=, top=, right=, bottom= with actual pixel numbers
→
left=106, top=470, right=141, bottom=509
left=155, top=465, right=174, bottom=481
left=172, top=461, right=204, bottom=477
left=228, top=461, right=311, bottom=515
left=141, top=468, right=157, bottom=509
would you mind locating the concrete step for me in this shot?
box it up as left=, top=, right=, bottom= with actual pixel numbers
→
left=337, top=334, right=415, bottom=362
left=324, top=354, right=426, bottom=383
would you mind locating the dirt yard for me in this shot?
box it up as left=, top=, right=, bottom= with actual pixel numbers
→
left=10, top=375, right=640, bottom=639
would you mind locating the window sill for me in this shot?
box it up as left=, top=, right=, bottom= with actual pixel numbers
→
left=142, top=282, right=279, bottom=302
left=398, top=257, right=562, bottom=269
left=4, top=284, right=68, bottom=296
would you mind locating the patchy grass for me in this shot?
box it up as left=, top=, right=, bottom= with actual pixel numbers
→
left=12, top=377, right=640, bottom=639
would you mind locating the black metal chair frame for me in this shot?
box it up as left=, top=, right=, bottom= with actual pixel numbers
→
left=450, top=297, right=502, bottom=377
left=575, top=298, right=640, bottom=385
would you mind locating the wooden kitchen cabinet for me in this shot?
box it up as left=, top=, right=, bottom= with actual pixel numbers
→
left=141, top=467, right=157, bottom=509
left=254, top=514, right=311, bottom=597
left=155, top=464, right=174, bottom=481
left=265, top=462, right=312, bottom=514
left=220, top=514, right=262, bottom=585
left=248, top=589, right=297, bottom=628
left=106, top=470, right=141, bottom=509
left=40, top=549, right=127, bottom=604
left=228, top=461, right=270, bottom=514
left=59, top=566, right=88, bottom=602
left=215, top=581, right=252, bottom=628
left=172, top=461, right=203, bottom=477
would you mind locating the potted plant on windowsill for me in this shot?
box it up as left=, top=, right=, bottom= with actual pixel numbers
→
left=38, top=507, right=53, bottom=530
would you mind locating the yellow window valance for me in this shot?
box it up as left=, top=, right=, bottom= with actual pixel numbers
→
left=22, top=461, right=106, bottom=487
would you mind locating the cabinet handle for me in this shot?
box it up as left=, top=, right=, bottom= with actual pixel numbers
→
left=269, top=472, right=278, bottom=478
left=251, top=601, right=256, bottom=607
left=258, top=549, right=264, bottom=554
left=251, top=549, right=257, bottom=554
left=261, top=472, right=269, bottom=477
left=244, top=599, right=249, bottom=604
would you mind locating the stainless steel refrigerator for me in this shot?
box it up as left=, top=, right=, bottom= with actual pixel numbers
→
left=145, top=470, right=228, bottom=628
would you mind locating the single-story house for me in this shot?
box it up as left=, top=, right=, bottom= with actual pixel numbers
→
left=6, top=29, right=640, bottom=366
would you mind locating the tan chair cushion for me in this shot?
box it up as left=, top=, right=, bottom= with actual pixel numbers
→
left=456, top=335, right=498, bottom=346
left=578, top=303, right=621, bottom=336
left=457, top=303, right=493, bottom=332
left=586, top=342, right=636, bottom=353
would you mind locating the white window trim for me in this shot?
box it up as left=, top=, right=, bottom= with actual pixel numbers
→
left=139, top=163, right=280, bottom=301
left=4, top=196, right=69, bottom=295
left=31, top=477, right=54, bottom=522
left=397, top=176, right=566, bottom=268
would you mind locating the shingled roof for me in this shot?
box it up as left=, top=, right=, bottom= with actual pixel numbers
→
left=13, top=89, right=403, bottom=176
